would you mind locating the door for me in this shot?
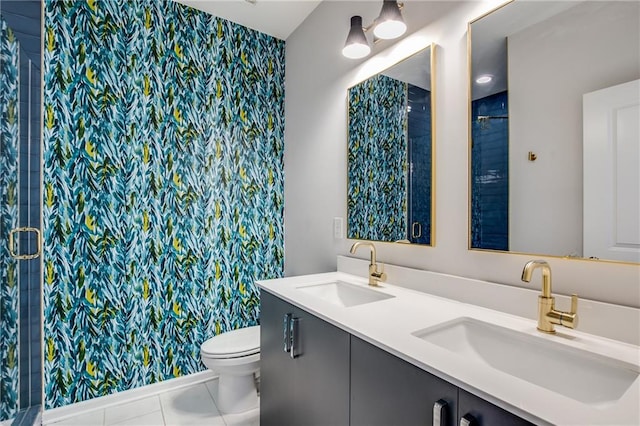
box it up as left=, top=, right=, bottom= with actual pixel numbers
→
left=407, top=84, right=432, bottom=245
left=1, top=12, right=22, bottom=421
left=583, top=79, right=640, bottom=262
left=1, top=2, right=43, bottom=421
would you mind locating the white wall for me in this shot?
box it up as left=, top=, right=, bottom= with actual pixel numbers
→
left=508, top=1, right=640, bottom=256
left=284, top=0, right=640, bottom=308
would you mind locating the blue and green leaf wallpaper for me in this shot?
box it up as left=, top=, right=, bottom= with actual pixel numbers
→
left=42, top=0, right=284, bottom=408
left=0, top=16, right=20, bottom=422
left=347, top=74, right=407, bottom=242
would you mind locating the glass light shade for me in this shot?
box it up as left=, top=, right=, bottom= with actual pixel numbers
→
left=342, top=42, right=371, bottom=59
left=343, top=16, right=371, bottom=59
left=373, top=0, right=406, bottom=40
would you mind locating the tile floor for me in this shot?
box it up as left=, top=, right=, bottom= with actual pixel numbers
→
left=48, top=379, right=259, bottom=426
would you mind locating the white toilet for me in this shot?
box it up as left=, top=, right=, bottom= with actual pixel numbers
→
left=200, top=325, right=260, bottom=414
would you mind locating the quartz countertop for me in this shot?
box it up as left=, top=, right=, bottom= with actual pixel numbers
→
left=257, top=271, right=640, bottom=426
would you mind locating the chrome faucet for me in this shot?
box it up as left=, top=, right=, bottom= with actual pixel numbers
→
left=349, top=242, right=387, bottom=287
left=521, top=260, right=578, bottom=334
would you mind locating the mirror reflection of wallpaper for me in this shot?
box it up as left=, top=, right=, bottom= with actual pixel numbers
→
left=42, top=0, right=284, bottom=408
left=348, top=75, right=407, bottom=242
left=0, top=16, right=19, bottom=422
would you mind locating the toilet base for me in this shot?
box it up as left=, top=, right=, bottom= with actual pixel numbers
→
left=216, top=373, right=259, bottom=414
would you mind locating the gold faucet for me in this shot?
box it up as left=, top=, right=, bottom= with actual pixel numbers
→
left=349, top=242, right=387, bottom=286
left=521, top=260, right=579, bottom=334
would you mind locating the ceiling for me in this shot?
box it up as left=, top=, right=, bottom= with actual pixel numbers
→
left=470, top=1, right=579, bottom=100
left=382, top=47, right=431, bottom=90
left=175, top=0, right=322, bottom=40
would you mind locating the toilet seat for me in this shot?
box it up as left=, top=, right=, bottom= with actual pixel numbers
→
left=201, top=325, right=260, bottom=359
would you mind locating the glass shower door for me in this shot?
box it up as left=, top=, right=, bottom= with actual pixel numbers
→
left=407, top=84, right=432, bottom=245
left=1, top=12, right=22, bottom=423
left=1, top=2, right=42, bottom=424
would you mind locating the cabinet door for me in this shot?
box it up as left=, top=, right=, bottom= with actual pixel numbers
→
left=260, top=291, right=298, bottom=426
left=292, top=304, right=350, bottom=425
left=260, top=291, right=350, bottom=426
left=458, top=389, right=534, bottom=426
left=351, top=336, right=458, bottom=426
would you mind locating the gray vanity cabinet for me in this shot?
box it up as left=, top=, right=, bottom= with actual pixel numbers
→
left=261, top=291, right=534, bottom=426
left=350, top=336, right=458, bottom=426
left=458, top=389, right=534, bottom=426
left=260, top=291, right=350, bottom=426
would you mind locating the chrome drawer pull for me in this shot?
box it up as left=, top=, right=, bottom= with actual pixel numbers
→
left=460, top=413, right=477, bottom=426
left=283, top=313, right=292, bottom=352
left=290, top=317, right=300, bottom=359
left=433, top=399, right=448, bottom=426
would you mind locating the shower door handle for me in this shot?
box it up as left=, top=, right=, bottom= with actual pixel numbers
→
left=8, top=227, right=41, bottom=260
left=411, top=222, right=422, bottom=239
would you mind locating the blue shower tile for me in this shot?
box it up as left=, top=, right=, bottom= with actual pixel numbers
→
left=471, top=91, right=509, bottom=250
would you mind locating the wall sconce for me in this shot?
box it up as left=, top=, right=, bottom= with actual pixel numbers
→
left=342, top=0, right=406, bottom=59
left=342, top=16, right=371, bottom=59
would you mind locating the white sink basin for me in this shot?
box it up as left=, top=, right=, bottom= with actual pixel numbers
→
left=413, top=317, right=639, bottom=406
left=296, top=281, right=394, bottom=307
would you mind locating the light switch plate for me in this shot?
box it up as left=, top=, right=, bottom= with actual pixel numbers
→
left=333, top=217, right=344, bottom=239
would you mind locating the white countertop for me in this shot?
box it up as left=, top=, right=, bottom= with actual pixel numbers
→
left=257, top=271, right=640, bottom=426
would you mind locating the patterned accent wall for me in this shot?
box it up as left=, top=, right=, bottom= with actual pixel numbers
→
left=347, top=75, right=407, bottom=242
left=42, top=0, right=284, bottom=409
left=0, top=16, right=20, bottom=423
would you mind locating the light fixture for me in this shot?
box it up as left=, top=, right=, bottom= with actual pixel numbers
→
left=342, top=1, right=406, bottom=59
left=342, top=16, right=371, bottom=59
left=373, top=0, right=406, bottom=40
left=476, top=75, right=493, bottom=84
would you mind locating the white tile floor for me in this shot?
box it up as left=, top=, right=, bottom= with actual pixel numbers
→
left=49, top=379, right=259, bottom=426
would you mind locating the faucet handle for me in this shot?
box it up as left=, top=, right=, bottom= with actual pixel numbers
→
left=559, top=294, right=579, bottom=329
left=372, top=263, right=387, bottom=282
left=570, top=293, right=578, bottom=314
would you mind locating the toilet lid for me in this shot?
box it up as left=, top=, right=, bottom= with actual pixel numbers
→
left=201, top=325, right=260, bottom=358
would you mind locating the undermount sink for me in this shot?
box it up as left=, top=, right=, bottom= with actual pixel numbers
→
left=296, top=280, right=394, bottom=307
left=413, top=317, right=639, bottom=406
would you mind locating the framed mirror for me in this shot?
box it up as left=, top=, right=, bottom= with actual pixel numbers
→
left=468, top=1, right=639, bottom=263
left=347, top=45, right=435, bottom=245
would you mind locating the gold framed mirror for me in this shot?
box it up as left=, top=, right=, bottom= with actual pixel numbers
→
left=468, top=1, right=640, bottom=264
left=347, top=44, right=435, bottom=245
